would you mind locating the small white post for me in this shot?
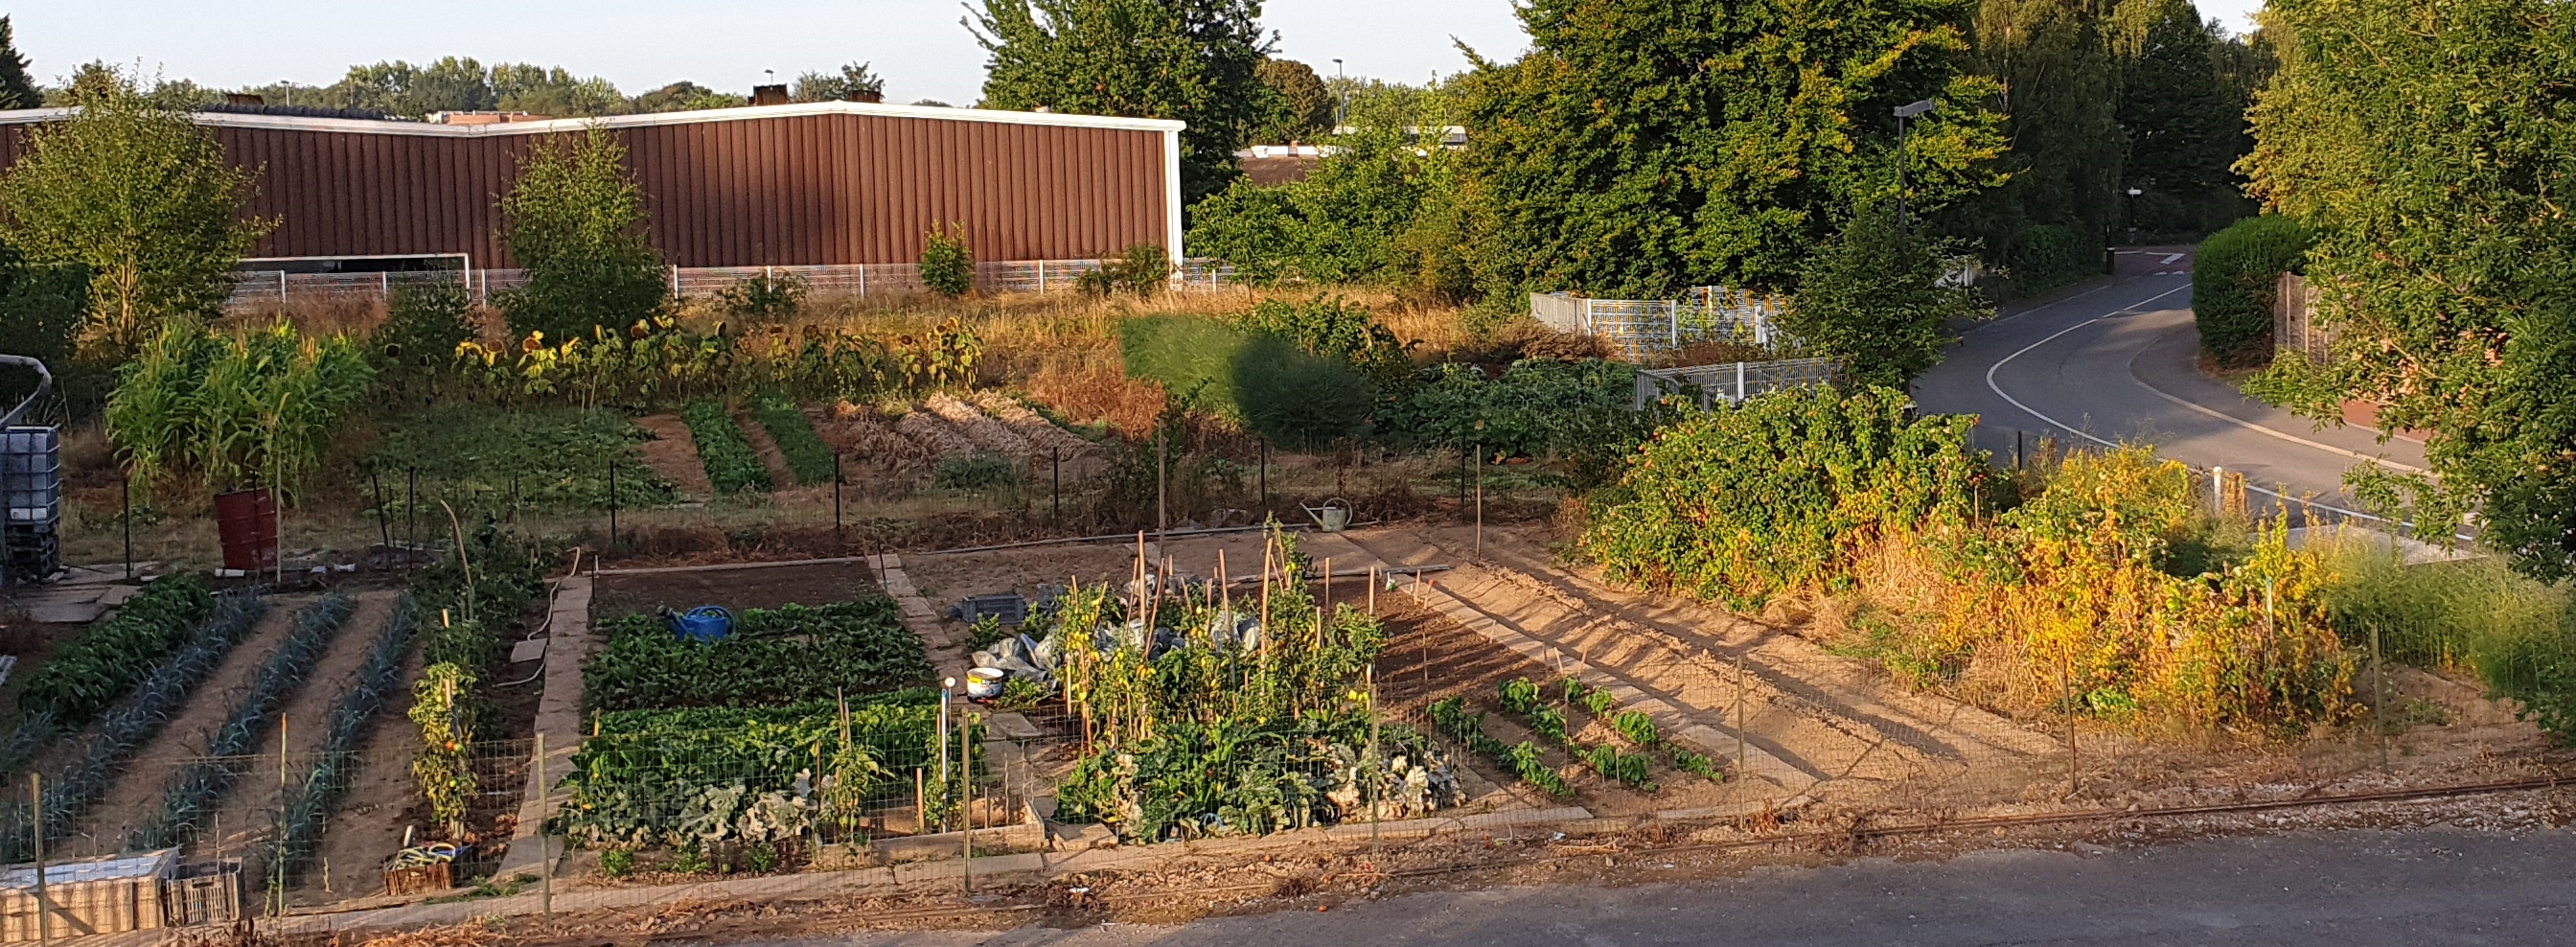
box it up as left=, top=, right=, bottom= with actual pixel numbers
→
left=2211, top=465, right=2225, bottom=513
left=278, top=270, right=288, bottom=303
left=859, top=264, right=868, bottom=297
left=670, top=265, right=680, bottom=299
left=1736, top=360, right=1747, bottom=404
left=1038, top=259, right=1047, bottom=294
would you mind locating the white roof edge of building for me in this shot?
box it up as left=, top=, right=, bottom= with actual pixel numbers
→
left=0, top=101, right=1184, bottom=135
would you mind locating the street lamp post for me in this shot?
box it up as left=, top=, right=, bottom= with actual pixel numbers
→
left=1893, top=100, right=1936, bottom=233
left=2126, top=187, right=2144, bottom=246
left=1332, top=58, right=1346, bottom=133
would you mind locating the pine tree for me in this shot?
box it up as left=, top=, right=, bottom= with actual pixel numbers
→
left=0, top=16, right=38, bottom=109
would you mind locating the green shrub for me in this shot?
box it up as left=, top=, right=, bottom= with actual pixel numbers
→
left=1383, top=358, right=1649, bottom=487
left=1232, top=294, right=1414, bottom=391
left=1787, top=204, right=1987, bottom=387
left=1117, top=316, right=1247, bottom=418
left=932, top=451, right=1019, bottom=491
left=715, top=272, right=806, bottom=323
left=1581, top=386, right=1982, bottom=609
left=2005, top=224, right=2101, bottom=295
left=1075, top=243, right=1170, bottom=297
left=749, top=393, right=834, bottom=485
left=372, top=283, right=476, bottom=377
left=495, top=128, right=668, bottom=340
left=681, top=399, right=770, bottom=495
left=1233, top=334, right=1373, bottom=450
left=919, top=228, right=974, bottom=298
left=2194, top=215, right=2315, bottom=365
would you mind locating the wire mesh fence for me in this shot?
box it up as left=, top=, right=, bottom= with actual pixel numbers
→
left=1631, top=358, right=1841, bottom=410
left=1530, top=287, right=1795, bottom=361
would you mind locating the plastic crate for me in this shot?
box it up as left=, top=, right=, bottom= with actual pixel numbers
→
left=0, top=427, right=59, bottom=529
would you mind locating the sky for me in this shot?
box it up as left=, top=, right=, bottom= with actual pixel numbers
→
left=11, top=0, right=2267, bottom=106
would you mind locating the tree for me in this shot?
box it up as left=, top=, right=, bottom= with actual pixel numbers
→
left=1249, top=58, right=1332, bottom=144
left=0, top=74, right=269, bottom=361
left=630, top=81, right=746, bottom=112
left=1788, top=204, right=1988, bottom=387
left=2115, top=0, right=2251, bottom=236
left=0, top=16, right=37, bottom=110
left=495, top=128, right=667, bottom=340
left=2240, top=0, right=2576, bottom=579
left=1944, top=0, right=2125, bottom=263
left=793, top=62, right=886, bottom=103
left=491, top=64, right=628, bottom=116
left=971, top=0, right=1270, bottom=204
left=1450, top=0, right=2010, bottom=298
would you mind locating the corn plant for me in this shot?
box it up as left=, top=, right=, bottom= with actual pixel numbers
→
left=106, top=321, right=374, bottom=502
left=129, top=593, right=356, bottom=850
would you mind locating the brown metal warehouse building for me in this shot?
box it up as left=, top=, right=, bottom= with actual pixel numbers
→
left=0, top=102, right=1184, bottom=270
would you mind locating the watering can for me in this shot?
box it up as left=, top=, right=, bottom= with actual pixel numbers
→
left=1301, top=497, right=1352, bottom=533
left=663, top=605, right=733, bottom=643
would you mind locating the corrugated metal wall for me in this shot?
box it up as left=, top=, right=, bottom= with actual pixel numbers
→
left=0, top=111, right=1171, bottom=268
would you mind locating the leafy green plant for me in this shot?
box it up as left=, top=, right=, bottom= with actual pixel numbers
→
left=554, top=698, right=934, bottom=846
left=682, top=399, right=771, bottom=495
left=1612, top=709, right=1658, bottom=747
left=1383, top=358, right=1647, bottom=486
left=372, top=283, right=477, bottom=385
left=932, top=451, right=1018, bottom=492
left=2003, top=224, right=2102, bottom=296
left=1429, top=695, right=1572, bottom=798
left=410, top=661, right=479, bottom=838
left=584, top=599, right=932, bottom=712
left=750, top=393, right=835, bottom=485
left=15, top=575, right=214, bottom=728
left=716, top=271, right=807, bottom=323
left=1583, top=386, right=1981, bottom=610
left=919, top=227, right=974, bottom=298
left=1576, top=743, right=1654, bottom=790
left=2194, top=215, right=2313, bottom=365
left=1584, top=690, right=1619, bottom=720
left=1668, top=749, right=1723, bottom=781
left=107, top=320, right=376, bottom=502
left=1075, top=243, right=1169, bottom=297
left=597, top=846, right=634, bottom=878
left=373, top=404, right=675, bottom=516
left=1786, top=203, right=1990, bottom=388
left=1498, top=678, right=1541, bottom=714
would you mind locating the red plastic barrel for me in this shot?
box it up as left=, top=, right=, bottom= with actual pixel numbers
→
left=213, top=488, right=277, bottom=571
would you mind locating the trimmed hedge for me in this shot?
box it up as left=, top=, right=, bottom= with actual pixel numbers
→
left=2006, top=224, right=2103, bottom=296
left=2194, top=216, right=2316, bottom=365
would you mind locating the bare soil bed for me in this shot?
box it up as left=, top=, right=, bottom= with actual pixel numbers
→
left=591, top=561, right=884, bottom=619
left=631, top=414, right=712, bottom=497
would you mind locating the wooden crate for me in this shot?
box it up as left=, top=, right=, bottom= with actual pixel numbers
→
left=382, top=861, right=452, bottom=898
left=164, top=861, right=241, bottom=929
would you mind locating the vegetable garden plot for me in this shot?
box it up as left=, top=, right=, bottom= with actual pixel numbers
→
left=1040, top=527, right=1467, bottom=843
left=550, top=690, right=955, bottom=849
left=370, top=404, right=677, bottom=516
left=0, top=576, right=217, bottom=774
left=583, top=599, right=933, bottom=712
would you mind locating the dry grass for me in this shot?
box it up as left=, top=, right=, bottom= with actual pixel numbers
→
left=221, top=297, right=390, bottom=337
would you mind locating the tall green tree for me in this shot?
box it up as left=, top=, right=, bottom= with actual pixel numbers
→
left=0, top=16, right=37, bottom=110
left=1189, top=87, right=1468, bottom=296
left=1789, top=204, right=1989, bottom=386
left=2240, top=0, right=2576, bottom=579
left=1450, top=0, right=2011, bottom=298
left=1949, top=0, right=2125, bottom=252
left=2115, top=0, right=2249, bottom=235
left=495, top=128, right=667, bottom=340
left=971, top=0, right=1270, bottom=204
left=0, top=74, right=268, bottom=361
left=1249, top=58, right=1333, bottom=144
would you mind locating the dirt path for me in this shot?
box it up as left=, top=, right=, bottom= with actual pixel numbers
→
left=1312, top=526, right=2071, bottom=810
left=226, top=591, right=401, bottom=828
left=70, top=594, right=314, bottom=853
left=734, top=410, right=799, bottom=488
left=633, top=414, right=713, bottom=497
left=296, top=643, right=429, bottom=904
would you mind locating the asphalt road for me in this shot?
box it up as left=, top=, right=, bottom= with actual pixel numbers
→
left=1910, top=264, right=2428, bottom=518
left=770, top=828, right=2576, bottom=946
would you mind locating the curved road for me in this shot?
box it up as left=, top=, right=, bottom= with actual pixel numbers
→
left=1912, top=264, right=2427, bottom=518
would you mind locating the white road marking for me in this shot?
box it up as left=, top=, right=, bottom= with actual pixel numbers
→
left=2160, top=253, right=2184, bottom=265
left=1978, top=282, right=2431, bottom=531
